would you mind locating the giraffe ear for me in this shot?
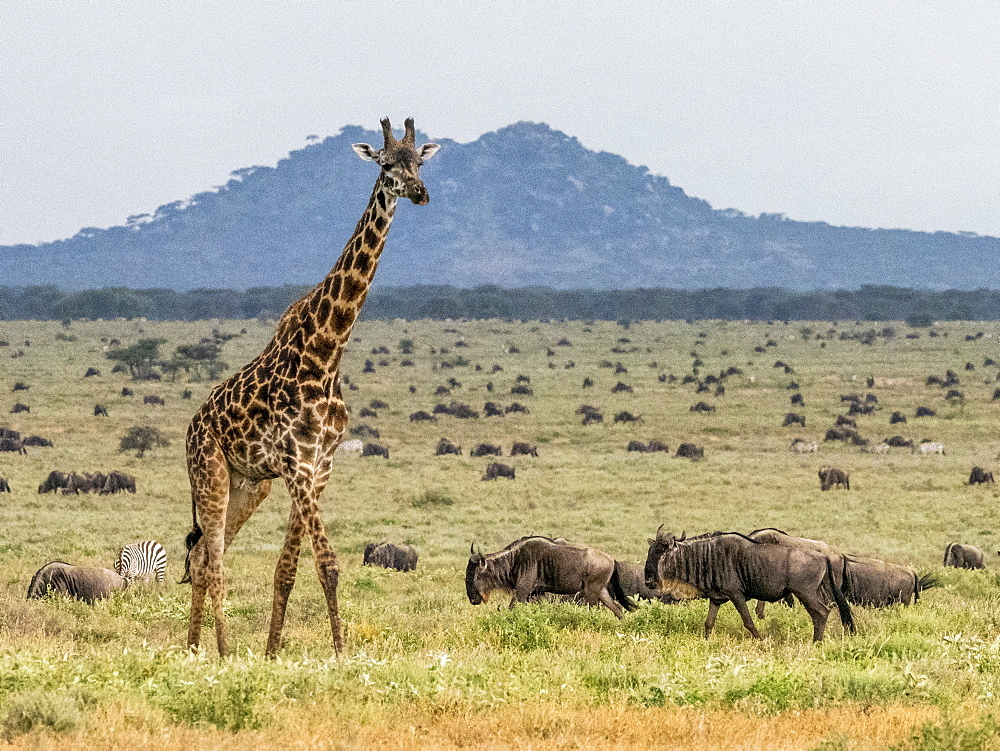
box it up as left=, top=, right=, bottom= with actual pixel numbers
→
left=352, top=143, right=380, bottom=162
left=418, top=143, right=440, bottom=161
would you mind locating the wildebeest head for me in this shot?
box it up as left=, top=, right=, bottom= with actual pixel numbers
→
left=643, top=526, right=685, bottom=588
left=465, top=542, right=514, bottom=605
left=465, top=543, right=487, bottom=604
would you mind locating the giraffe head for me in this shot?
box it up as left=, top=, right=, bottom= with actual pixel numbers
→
left=352, top=118, right=440, bottom=205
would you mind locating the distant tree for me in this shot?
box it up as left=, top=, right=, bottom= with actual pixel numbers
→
left=105, top=338, right=166, bottom=380
left=119, top=426, right=170, bottom=458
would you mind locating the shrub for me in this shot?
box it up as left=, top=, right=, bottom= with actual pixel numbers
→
left=3, top=691, right=79, bottom=738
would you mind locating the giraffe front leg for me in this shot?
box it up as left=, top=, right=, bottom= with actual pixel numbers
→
left=186, top=541, right=208, bottom=651
left=266, top=504, right=305, bottom=657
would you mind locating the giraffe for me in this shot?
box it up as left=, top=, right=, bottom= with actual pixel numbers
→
left=182, top=117, right=439, bottom=657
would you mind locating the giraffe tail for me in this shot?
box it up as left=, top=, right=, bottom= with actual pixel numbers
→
left=179, top=523, right=203, bottom=584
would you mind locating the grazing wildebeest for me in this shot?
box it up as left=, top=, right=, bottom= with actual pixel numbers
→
left=121, top=387, right=134, bottom=397
left=915, top=441, right=945, bottom=455
left=26, top=562, right=128, bottom=604
left=358, top=407, right=378, bottom=418
left=38, top=470, right=68, bottom=494
left=482, top=462, right=515, bottom=480
left=83, top=367, right=101, bottom=377
left=783, top=413, right=806, bottom=427
left=675, top=443, right=704, bottom=459
left=364, top=542, right=418, bottom=572
left=22, top=435, right=53, bottom=447
left=627, top=440, right=649, bottom=453
left=100, top=470, right=137, bottom=494
left=94, top=404, right=109, bottom=417
left=890, top=411, right=907, bottom=424
left=611, top=382, right=633, bottom=394
left=483, top=402, right=505, bottom=417
left=645, top=440, right=670, bottom=453
left=409, top=411, right=436, bottom=422
left=0, top=437, right=25, bottom=454
left=943, top=543, right=986, bottom=570
left=747, top=528, right=853, bottom=631
left=510, top=442, right=538, bottom=457
left=465, top=538, right=636, bottom=618
left=691, top=401, right=716, bottom=413
left=791, top=439, right=819, bottom=454
left=886, top=435, right=913, bottom=448
left=644, top=529, right=854, bottom=641
left=471, top=443, right=503, bottom=457
left=614, top=411, right=643, bottom=424
left=0, top=477, right=10, bottom=493
left=968, top=466, right=995, bottom=485
left=115, top=540, right=167, bottom=582
left=915, top=406, right=936, bottom=417
left=362, top=443, right=389, bottom=459
left=435, top=437, right=462, bottom=456
left=790, top=393, right=804, bottom=406
left=819, top=467, right=850, bottom=491
left=835, top=415, right=857, bottom=428
left=143, top=395, right=165, bottom=406
left=11, top=403, right=30, bottom=414
left=842, top=556, right=937, bottom=607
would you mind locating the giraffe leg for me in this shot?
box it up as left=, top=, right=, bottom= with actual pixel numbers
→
left=185, top=434, right=231, bottom=656
left=265, top=503, right=305, bottom=657
left=287, top=479, right=343, bottom=655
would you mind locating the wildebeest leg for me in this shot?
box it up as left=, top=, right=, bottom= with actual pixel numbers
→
left=730, top=594, right=763, bottom=638
left=704, top=599, right=724, bottom=638
left=266, top=502, right=304, bottom=657
left=596, top=587, right=625, bottom=619
left=797, top=594, right=830, bottom=641
left=513, top=571, right=539, bottom=605
left=755, top=600, right=767, bottom=619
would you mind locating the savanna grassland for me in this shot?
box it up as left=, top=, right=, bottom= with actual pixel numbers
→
left=1, top=316, right=999, bottom=750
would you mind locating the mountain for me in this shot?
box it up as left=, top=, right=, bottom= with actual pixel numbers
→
left=3, top=122, right=998, bottom=291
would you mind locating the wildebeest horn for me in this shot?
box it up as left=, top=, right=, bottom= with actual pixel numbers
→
left=656, top=524, right=665, bottom=539
left=470, top=542, right=477, bottom=556
left=679, top=531, right=686, bottom=541
left=380, top=117, right=397, bottom=148
left=403, top=117, right=416, bottom=144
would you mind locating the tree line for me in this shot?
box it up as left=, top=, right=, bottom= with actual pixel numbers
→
left=3, top=284, right=1000, bottom=324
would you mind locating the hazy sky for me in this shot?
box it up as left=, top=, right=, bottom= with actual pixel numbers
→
left=2, top=1, right=998, bottom=246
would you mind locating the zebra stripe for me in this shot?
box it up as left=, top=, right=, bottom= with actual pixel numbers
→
left=114, top=540, right=167, bottom=582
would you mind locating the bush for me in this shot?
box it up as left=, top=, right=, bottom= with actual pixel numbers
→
left=119, top=426, right=170, bottom=457
left=3, top=691, right=80, bottom=738
left=411, top=488, right=456, bottom=508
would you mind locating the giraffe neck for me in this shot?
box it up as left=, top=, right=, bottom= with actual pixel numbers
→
left=271, top=172, right=397, bottom=372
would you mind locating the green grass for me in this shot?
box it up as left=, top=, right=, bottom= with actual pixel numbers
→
left=0, top=317, right=999, bottom=746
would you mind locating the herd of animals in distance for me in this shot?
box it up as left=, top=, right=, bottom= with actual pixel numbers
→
left=2, top=315, right=999, bottom=650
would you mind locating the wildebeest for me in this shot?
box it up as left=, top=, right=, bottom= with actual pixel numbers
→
left=691, top=401, right=716, bottom=413
left=818, top=467, right=850, bottom=491
left=83, top=367, right=101, bottom=377
left=409, top=410, right=436, bottom=422
left=510, top=442, right=538, bottom=457
left=675, top=443, right=704, bottom=459
left=465, top=538, right=636, bottom=618
left=790, top=393, right=805, bottom=406
left=914, top=441, right=945, bottom=455
left=22, top=435, right=53, bottom=447
left=364, top=542, right=418, bottom=572
left=783, top=413, right=806, bottom=427
left=143, top=395, right=165, bottom=406
left=614, top=411, right=643, bottom=424
left=968, top=466, right=995, bottom=485
left=482, top=462, right=515, bottom=480
left=915, top=406, right=936, bottom=417
left=94, top=404, right=109, bottom=417
left=26, top=561, right=128, bottom=604
left=121, top=387, right=134, bottom=397
left=100, top=470, right=137, bottom=494
left=842, top=556, right=937, bottom=607
left=435, top=437, right=462, bottom=456
left=644, top=529, right=854, bottom=641
left=791, top=439, right=819, bottom=454
left=0, top=437, right=26, bottom=454
left=471, top=443, right=503, bottom=457
left=505, top=402, right=530, bottom=414
left=38, top=470, right=68, bottom=494
left=747, top=528, right=852, bottom=629
left=362, top=443, right=389, bottom=459
left=611, top=382, right=633, bottom=394
left=0, top=477, right=10, bottom=493
left=11, top=403, right=30, bottom=414
left=943, top=543, right=986, bottom=570
left=885, top=435, right=913, bottom=448
left=483, top=402, right=504, bottom=417
left=889, top=411, right=907, bottom=425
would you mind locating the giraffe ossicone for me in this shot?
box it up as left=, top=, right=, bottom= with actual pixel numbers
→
left=182, top=117, right=439, bottom=657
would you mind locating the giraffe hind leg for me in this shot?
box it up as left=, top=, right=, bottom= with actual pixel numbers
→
left=266, top=503, right=305, bottom=657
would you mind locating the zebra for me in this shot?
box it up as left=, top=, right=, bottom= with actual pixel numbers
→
left=114, top=540, right=167, bottom=583
left=914, top=441, right=945, bottom=456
